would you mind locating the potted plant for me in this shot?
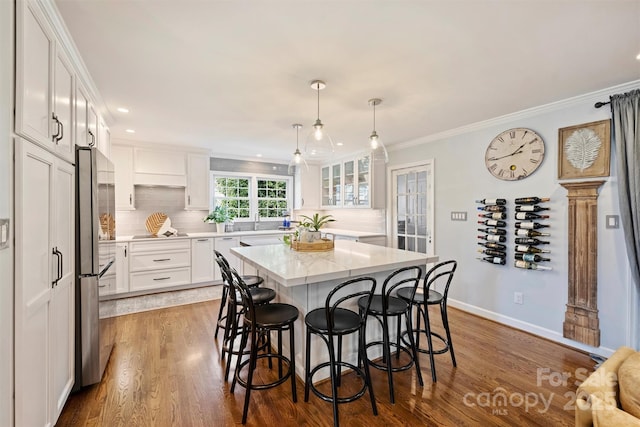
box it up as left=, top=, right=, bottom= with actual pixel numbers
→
left=204, top=206, right=229, bottom=233
left=298, top=213, right=335, bottom=242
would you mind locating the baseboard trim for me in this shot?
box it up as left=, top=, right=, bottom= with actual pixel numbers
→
left=448, top=299, right=617, bottom=358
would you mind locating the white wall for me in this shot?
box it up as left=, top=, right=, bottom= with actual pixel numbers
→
left=0, top=1, right=14, bottom=425
left=389, top=80, right=640, bottom=356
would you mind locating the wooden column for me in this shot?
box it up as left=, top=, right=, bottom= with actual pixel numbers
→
left=561, top=180, right=605, bottom=347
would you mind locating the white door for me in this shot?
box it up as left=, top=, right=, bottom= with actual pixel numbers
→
left=53, top=46, right=75, bottom=162
left=15, top=140, right=55, bottom=427
left=391, top=161, right=434, bottom=255
left=50, top=159, right=75, bottom=420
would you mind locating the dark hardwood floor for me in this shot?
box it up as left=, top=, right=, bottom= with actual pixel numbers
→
left=56, top=299, right=593, bottom=426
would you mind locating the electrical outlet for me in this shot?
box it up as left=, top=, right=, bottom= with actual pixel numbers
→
left=514, top=292, right=523, bottom=305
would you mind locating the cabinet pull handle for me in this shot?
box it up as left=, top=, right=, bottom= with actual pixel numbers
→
left=98, top=282, right=107, bottom=288
left=222, top=237, right=233, bottom=240
left=51, top=113, right=60, bottom=142
left=197, top=239, right=207, bottom=242
left=88, top=129, right=95, bottom=147
left=153, top=277, right=171, bottom=281
left=153, top=258, right=171, bottom=262
left=51, top=247, right=62, bottom=287
left=129, top=194, right=132, bottom=205
left=56, top=119, right=64, bottom=143
left=188, top=195, right=191, bottom=205
left=124, top=247, right=127, bottom=257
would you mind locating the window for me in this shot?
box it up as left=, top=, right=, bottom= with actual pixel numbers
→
left=211, top=173, right=292, bottom=221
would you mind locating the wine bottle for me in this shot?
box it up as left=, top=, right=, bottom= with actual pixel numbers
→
left=515, top=212, right=550, bottom=220
left=478, top=219, right=507, bottom=227
left=515, top=222, right=550, bottom=230
left=478, top=212, right=507, bottom=220
left=515, top=197, right=550, bottom=205
left=477, top=227, right=507, bottom=235
left=475, top=198, right=506, bottom=205
left=515, top=205, right=550, bottom=212
left=515, top=229, right=550, bottom=237
left=478, top=256, right=506, bottom=265
left=515, top=253, right=550, bottom=262
left=478, top=248, right=506, bottom=257
left=477, top=205, right=506, bottom=212
left=478, top=234, right=506, bottom=242
left=514, top=260, right=552, bottom=271
left=477, top=241, right=506, bottom=250
left=515, top=245, right=550, bottom=254
left=514, top=237, right=550, bottom=245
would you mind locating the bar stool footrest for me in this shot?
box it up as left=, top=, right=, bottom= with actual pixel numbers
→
left=365, top=341, right=415, bottom=373
left=308, top=361, right=367, bottom=404
left=235, top=353, right=293, bottom=391
left=401, top=329, right=451, bottom=355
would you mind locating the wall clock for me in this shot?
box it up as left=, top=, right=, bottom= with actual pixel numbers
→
left=484, top=128, right=545, bottom=181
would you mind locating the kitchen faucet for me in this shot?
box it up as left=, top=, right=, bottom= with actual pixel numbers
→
left=254, top=213, right=259, bottom=231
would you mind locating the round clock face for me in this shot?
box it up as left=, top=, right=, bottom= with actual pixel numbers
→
left=485, top=128, right=545, bottom=181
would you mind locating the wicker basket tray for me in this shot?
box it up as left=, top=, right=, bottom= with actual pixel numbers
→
left=291, top=238, right=335, bottom=252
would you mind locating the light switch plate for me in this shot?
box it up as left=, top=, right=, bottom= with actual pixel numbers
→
left=451, top=211, right=467, bottom=221
left=605, top=215, right=619, bottom=229
left=0, top=218, right=8, bottom=250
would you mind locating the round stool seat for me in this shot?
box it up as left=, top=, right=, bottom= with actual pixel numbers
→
left=305, top=307, right=361, bottom=334
left=397, top=287, right=442, bottom=304
left=358, top=295, right=408, bottom=316
left=247, top=287, right=276, bottom=305
left=254, top=303, right=299, bottom=327
left=242, top=275, right=264, bottom=287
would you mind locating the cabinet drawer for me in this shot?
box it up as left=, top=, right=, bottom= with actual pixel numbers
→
left=129, top=239, right=191, bottom=253
left=130, top=268, right=191, bottom=291
left=130, top=249, right=190, bottom=272
left=98, top=276, right=116, bottom=297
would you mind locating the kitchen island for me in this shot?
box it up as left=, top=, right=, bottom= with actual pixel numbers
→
left=231, top=240, right=438, bottom=382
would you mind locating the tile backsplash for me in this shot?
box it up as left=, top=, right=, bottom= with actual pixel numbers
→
left=116, top=186, right=281, bottom=236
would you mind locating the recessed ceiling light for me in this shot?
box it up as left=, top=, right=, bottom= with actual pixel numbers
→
left=636, top=52, right=640, bottom=60
left=336, top=142, right=344, bottom=146
left=117, top=107, right=129, bottom=113
left=256, top=154, right=262, bottom=157
left=125, top=129, right=135, bottom=133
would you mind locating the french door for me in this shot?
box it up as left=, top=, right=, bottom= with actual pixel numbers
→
left=390, top=161, right=434, bottom=255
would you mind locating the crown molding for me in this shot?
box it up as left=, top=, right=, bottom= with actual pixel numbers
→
left=389, top=79, right=640, bottom=152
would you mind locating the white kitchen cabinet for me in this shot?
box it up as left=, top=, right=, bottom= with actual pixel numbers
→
left=321, top=163, right=342, bottom=207
left=15, top=139, right=75, bottom=427
left=129, top=239, right=191, bottom=292
left=322, top=153, right=385, bottom=209
left=116, top=243, right=130, bottom=294
left=214, top=236, right=241, bottom=280
left=294, top=163, right=319, bottom=210
left=134, top=147, right=186, bottom=186
left=98, top=117, right=111, bottom=159
left=191, top=237, right=214, bottom=283
left=75, top=83, right=89, bottom=148
left=186, top=153, right=210, bottom=210
left=111, top=145, right=135, bottom=210
left=87, top=103, right=98, bottom=149
left=15, top=0, right=75, bottom=162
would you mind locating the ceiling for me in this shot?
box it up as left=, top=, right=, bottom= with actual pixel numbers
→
left=54, top=0, right=640, bottom=163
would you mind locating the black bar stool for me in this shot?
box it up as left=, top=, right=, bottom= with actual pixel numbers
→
left=357, top=265, right=424, bottom=403
left=215, top=256, right=276, bottom=382
left=397, top=260, right=457, bottom=383
left=228, top=268, right=299, bottom=425
left=214, top=250, right=264, bottom=339
left=304, top=276, right=378, bottom=427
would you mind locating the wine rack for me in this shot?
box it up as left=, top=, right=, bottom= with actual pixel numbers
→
left=513, top=197, right=552, bottom=271
left=476, top=198, right=507, bottom=266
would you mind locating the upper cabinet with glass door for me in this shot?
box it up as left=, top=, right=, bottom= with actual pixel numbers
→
left=322, top=153, right=385, bottom=209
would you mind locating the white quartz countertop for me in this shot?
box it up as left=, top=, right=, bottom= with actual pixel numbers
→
left=320, top=228, right=385, bottom=238
left=231, top=240, right=437, bottom=287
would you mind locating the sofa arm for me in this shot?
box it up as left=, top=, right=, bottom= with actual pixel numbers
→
left=589, top=394, right=640, bottom=427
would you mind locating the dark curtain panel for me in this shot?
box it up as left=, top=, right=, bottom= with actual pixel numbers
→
left=611, top=89, right=640, bottom=288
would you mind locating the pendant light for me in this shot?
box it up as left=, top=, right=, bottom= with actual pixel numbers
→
left=288, top=123, right=308, bottom=174
left=368, top=98, right=388, bottom=163
left=305, top=80, right=334, bottom=160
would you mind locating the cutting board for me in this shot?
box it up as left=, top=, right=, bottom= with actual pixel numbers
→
left=145, top=212, right=168, bottom=235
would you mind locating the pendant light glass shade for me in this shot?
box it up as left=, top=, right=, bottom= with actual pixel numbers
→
left=288, top=124, right=308, bottom=175
left=305, top=80, right=334, bottom=160
left=368, top=98, right=388, bottom=163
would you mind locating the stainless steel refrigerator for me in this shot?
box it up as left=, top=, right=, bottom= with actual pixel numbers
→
left=74, top=146, right=116, bottom=389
